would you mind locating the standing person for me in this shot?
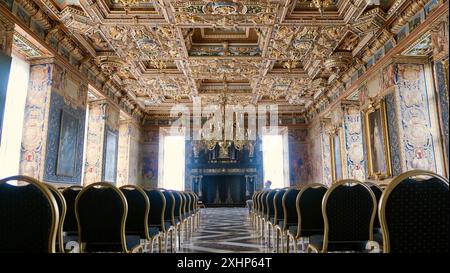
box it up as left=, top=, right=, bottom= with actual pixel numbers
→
left=263, top=180, right=272, bottom=191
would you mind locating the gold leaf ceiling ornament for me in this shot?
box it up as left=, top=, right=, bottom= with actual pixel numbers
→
left=171, top=0, right=278, bottom=27
left=300, top=0, right=335, bottom=14
left=188, top=59, right=263, bottom=80
left=116, top=0, right=152, bottom=13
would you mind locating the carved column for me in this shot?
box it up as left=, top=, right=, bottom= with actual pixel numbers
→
left=84, top=100, right=120, bottom=185
left=116, top=119, right=141, bottom=187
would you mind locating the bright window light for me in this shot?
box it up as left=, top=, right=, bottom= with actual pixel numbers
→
left=160, top=135, right=185, bottom=191
left=262, top=132, right=289, bottom=189
left=0, top=54, right=29, bottom=180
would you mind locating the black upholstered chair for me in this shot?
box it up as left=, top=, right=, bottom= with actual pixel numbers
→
left=187, top=192, right=197, bottom=232
left=265, top=190, right=278, bottom=248
left=180, top=191, right=189, bottom=238
left=281, top=187, right=301, bottom=252
left=0, top=175, right=59, bottom=253
left=365, top=182, right=384, bottom=245
left=76, top=182, right=138, bottom=253
left=379, top=170, right=449, bottom=253
left=191, top=192, right=201, bottom=229
left=252, top=191, right=261, bottom=229
left=273, top=188, right=287, bottom=252
left=119, top=185, right=150, bottom=253
left=46, top=183, right=67, bottom=253
left=184, top=192, right=193, bottom=235
left=308, top=180, right=376, bottom=253
left=161, top=189, right=176, bottom=252
left=172, top=191, right=184, bottom=249
left=145, top=189, right=166, bottom=252
left=259, top=191, right=270, bottom=239
left=62, top=185, right=83, bottom=250
left=292, top=183, right=328, bottom=252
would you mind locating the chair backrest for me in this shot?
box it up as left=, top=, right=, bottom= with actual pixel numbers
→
left=192, top=192, right=199, bottom=211
left=0, top=175, right=59, bottom=253
left=273, top=189, right=287, bottom=225
left=145, top=189, right=166, bottom=232
left=46, top=183, right=67, bottom=253
left=253, top=191, right=261, bottom=213
left=296, top=184, right=328, bottom=237
left=188, top=192, right=196, bottom=214
left=62, top=185, right=83, bottom=233
left=322, top=180, right=376, bottom=252
left=365, top=182, right=383, bottom=229
left=260, top=191, right=269, bottom=217
left=266, top=190, right=278, bottom=220
left=179, top=191, right=187, bottom=220
left=282, top=188, right=300, bottom=231
left=75, top=182, right=128, bottom=252
left=379, top=170, right=449, bottom=253
left=185, top=192, right=192, bottom=215
left=119, top=185, right=150, bottom=240
left=252, top=191, right=258, bottom=211
left=161, top=190, right=175, bottom=225
left=172, top=191, right=182, bottom=222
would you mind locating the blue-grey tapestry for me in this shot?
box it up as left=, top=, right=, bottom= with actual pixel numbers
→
left=56, top=109, right=79, bottom=177
left=103, top=128, right=118, bottom=183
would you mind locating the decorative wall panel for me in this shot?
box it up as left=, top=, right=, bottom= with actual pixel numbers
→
left=288, top=127, right=310, bottom=186
left=141, top=127, right=159, bottom=189
left=43, top=92, right=86, bottom=184
left=83, top=102, right=105, bottom=185
left=343, top=108, right=366, bottom=181
left=385, top=91, right=402, bottom=176
left=394, top=63, right=439, bottom=172
left=20, top=63, right=52, bottom=179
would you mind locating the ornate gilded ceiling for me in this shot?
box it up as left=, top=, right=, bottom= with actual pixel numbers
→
left=13, top=0, right=446, bottom=119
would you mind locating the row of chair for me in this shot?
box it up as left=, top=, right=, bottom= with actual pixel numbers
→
left=0, top=175, right=200, bottom=253
left=251, top=170, right=449, bottom=253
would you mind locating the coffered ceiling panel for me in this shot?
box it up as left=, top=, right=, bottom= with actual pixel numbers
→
left=29, top=0, right=435, bottom=118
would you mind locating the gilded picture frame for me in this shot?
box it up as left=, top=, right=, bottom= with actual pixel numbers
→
left=330, top=127, right=344, bottom=183
left=364, top=99, right=392, bottom=180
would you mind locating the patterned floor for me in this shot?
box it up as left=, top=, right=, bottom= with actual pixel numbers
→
left=179, top=208, right=273, bottom=253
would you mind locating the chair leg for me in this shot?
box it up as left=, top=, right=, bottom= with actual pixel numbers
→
left=178, top=225, right=182, bottom=250
left=280, top=231, right=284, bottom=253
left=158, top=235, right=162, bottom=253
left=272, top=226, right=280, bottom=253
left=286, top=234, right=290, bottom=253
left=294, top=238, right=298, bottom=253
left=149, top=238, right=154, bottom=253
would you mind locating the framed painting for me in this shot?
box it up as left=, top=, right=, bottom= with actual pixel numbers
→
left=103, top=128, right=118, bottom=183
left=364, top=99, right=392, bottom=179
left=56, top=110, right=79, bottom=177
left=330, top=128, right=344, bottom=183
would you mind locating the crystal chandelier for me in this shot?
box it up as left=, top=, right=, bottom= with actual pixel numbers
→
left=301, top=0, right=334, bottom=14
left=201, top=85, right=252, bottom=153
